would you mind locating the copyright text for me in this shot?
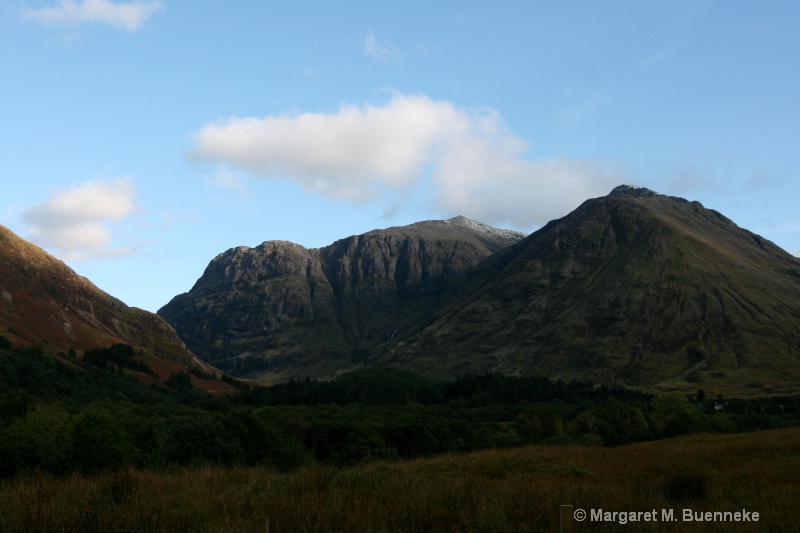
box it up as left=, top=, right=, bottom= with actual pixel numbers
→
left=574, top=508, right=759, bottom=524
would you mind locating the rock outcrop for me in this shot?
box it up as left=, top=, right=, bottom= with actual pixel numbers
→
left=158, top=217, right=525, bottom=382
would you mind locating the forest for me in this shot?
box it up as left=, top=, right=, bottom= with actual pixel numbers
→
left=2, top=340, right=799, bottom=479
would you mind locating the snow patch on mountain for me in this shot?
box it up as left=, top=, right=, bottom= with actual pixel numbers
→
left=443, top=215, right=526, bottom=243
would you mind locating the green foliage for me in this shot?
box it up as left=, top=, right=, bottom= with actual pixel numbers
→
left=165, top=370, right=193, bottom=391
left=2, top=342, right=800, bottom=479
left=0, top=334, right=11, bottom=350
left=2, top=403, right=73, bottom=476
left=70, top=405, right=134, bottom=473
left=582, top=398, right=654, bottom=445
left=146, top=411, right=241, bottom=465
left=83, top=343, right=156, bottom=377
left=0, top=345, right=166, bottom=406
left=515, top=413, right=544, bottom=443
left=0, top=388, right=32, bottom=423
left=83, top=343, right=135, bottom=366
left=653, top=392, right=699, bottom=437
left=236, top=368, right=650, bottom=407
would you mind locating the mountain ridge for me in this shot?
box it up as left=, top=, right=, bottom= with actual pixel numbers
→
left=158, top=188, right=800, bottom=395
left=376, top=187, right=800, bottom=394
left=158, top=215, right=525, bottom=382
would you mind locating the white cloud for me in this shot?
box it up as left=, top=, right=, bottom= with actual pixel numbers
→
left=189, top=93, right=618, bottom=230
left=364, top=31, right=399, bottom=61
left=23, top=0, right=163, bottom=32
left=21, top=177, right=140, bottom=261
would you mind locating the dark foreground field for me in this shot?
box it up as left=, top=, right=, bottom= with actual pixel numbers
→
left=1, top=426, right=798, bottom=532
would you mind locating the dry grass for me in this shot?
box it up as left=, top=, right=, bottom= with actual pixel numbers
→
left=1, top=427, right=799, bottom=532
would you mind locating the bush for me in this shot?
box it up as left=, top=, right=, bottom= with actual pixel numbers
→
left=70, top=405, right=134, bottom=473
left=4, top=403, right=73, bottom=475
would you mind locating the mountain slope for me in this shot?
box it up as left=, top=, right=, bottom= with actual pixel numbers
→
left=378, top=186, right=800, bottom=394
left=158, top=216, right=525, bottom=382
left=0, top=224, right=233, bottom=392
left=158, top=187, right=800, bottom=394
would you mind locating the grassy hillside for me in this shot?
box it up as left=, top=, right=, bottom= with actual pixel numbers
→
left=0, top=224, right=224, bottom=388
left=382, top=188, right=800, bottom=396
left=1, top=427, right=798, bottom=531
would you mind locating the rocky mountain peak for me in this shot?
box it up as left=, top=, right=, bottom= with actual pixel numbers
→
left=609, top=184, right=662, bottom=198
left=442, top=215, right=526, bottom=244
left=196, top=240, right=322, bottom=294
left=159, top=217, right=526, bottom=380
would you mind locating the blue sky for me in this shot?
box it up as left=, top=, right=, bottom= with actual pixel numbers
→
left=2, top=0, right=799, bottom=313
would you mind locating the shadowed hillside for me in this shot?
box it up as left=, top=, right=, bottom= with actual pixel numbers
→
left=159, top=186, right=800, bottom=395
left=380, top=186, right=800, bottom=395
left=158, top=216, right=524, bottom=383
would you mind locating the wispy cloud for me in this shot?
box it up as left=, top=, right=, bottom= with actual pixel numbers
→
left=364, top=31, right=400, bottom=61
left=23, top=0, right=163, bottom=32
left=189, top=93, right=618, bottom=229
left=660, top=162, right=717, bottom=195
left=21, top=177, right=141, bottom=261
left=759, top=219, right=800, bottom=258
left=747, top=170, right=786, bottom=190
left=205, top=165, right=251, bottom=198
left=762, top=220, right=800, bottom=235
left=639, top=43, right=681, bottom=70
left=560, top=95, right=606, bottom=125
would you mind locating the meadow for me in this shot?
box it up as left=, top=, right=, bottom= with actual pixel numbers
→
left=1, top=426, right=798, bottom=532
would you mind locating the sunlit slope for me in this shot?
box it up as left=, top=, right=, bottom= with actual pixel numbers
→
left=0, top=224, right=226, bottom=388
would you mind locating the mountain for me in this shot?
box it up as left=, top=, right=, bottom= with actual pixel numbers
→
left=378, top=186, right=800, bottom=395
left=159, top=187, right=800, bottom=395
left=0, top=224, right=235, bottom=393
left=157, top=216, right=525, bottom=383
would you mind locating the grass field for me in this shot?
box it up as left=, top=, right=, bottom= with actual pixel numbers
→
left=1, top=427, right=799, bottom=532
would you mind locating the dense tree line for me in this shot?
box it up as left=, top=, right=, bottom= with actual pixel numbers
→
left=2, top=342, right=800, bottom=479
left=234, top=368, right=652, bottom=407
left=83, top=343, right=157, bottom=378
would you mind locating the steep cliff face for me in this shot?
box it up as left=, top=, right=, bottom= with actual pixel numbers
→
left=158, top=217, right=525, bottom=382
left=159, top=241, right=345, bottom=379
left=320, top=217, right=524, bottom=352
